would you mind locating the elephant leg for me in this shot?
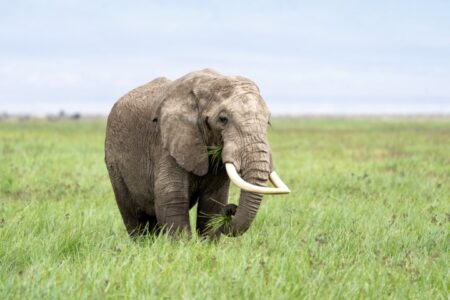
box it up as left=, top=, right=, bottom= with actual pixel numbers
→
left=107, top=164, right=157, bottom=237
left=197, top=180, right=230, bottom=239
left=108, top=170, right=142, bottom=236
left=135, top=209, right=160, bottom=236
left=154, top=156, right=191, bottom=236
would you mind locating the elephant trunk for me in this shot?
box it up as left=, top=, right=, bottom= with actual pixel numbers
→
left=221, top=139, right=271, bottom=236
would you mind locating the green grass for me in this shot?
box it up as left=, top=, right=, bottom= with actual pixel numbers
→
left=206, top=212, right=232, bottom=235
left=207, top=144, right=223, bottom=174
left=0, top=117, right=449, bottom=299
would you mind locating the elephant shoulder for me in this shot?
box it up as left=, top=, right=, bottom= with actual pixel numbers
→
left=106, top=77, right=172, bottom=162
left=109, top=77, right=171, bottom=120
left=138, top=77, right=172, bottom=103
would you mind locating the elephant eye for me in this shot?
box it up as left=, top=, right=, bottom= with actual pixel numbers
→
left=218, top=116, right=228, bottom=125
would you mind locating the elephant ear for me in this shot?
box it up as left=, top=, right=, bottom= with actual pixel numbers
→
left=159, top=90, right=209, bottom=176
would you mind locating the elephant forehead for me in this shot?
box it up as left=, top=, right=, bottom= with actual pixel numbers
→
left=169, top=112, right=197, bottom=124
left=230, top=95, right=269, bottom=118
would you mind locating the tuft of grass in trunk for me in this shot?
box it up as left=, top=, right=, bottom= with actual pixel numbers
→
left=206, top=214, right=232, bottom=235
left=207, top=144, right=223, bottom=174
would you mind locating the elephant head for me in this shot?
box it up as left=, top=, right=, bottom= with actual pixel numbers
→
left=159, top=69, right=289, bottom=236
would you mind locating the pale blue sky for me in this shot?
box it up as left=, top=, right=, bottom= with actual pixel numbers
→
left=1, top=0, right=449, bottom=114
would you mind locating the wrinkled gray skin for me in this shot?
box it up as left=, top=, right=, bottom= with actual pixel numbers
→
left=105, top=69, right=272, bottom=238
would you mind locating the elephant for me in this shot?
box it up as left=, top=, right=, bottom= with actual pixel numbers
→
left=104, top=69, right=289, bottom=238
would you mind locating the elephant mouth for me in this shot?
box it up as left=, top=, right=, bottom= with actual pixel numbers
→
left=224, top=163, right=290, bottom=194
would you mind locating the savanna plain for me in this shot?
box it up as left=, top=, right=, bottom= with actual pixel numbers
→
left=0, top=117, right=449, bottom=299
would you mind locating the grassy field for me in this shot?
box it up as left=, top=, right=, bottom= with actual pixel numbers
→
left=0, top=117, right=449, bottom=299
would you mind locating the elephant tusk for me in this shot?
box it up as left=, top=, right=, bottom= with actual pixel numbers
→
left=269, top=171, right=291, bottom=194
left=225, top=163, right=290, bottom=195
